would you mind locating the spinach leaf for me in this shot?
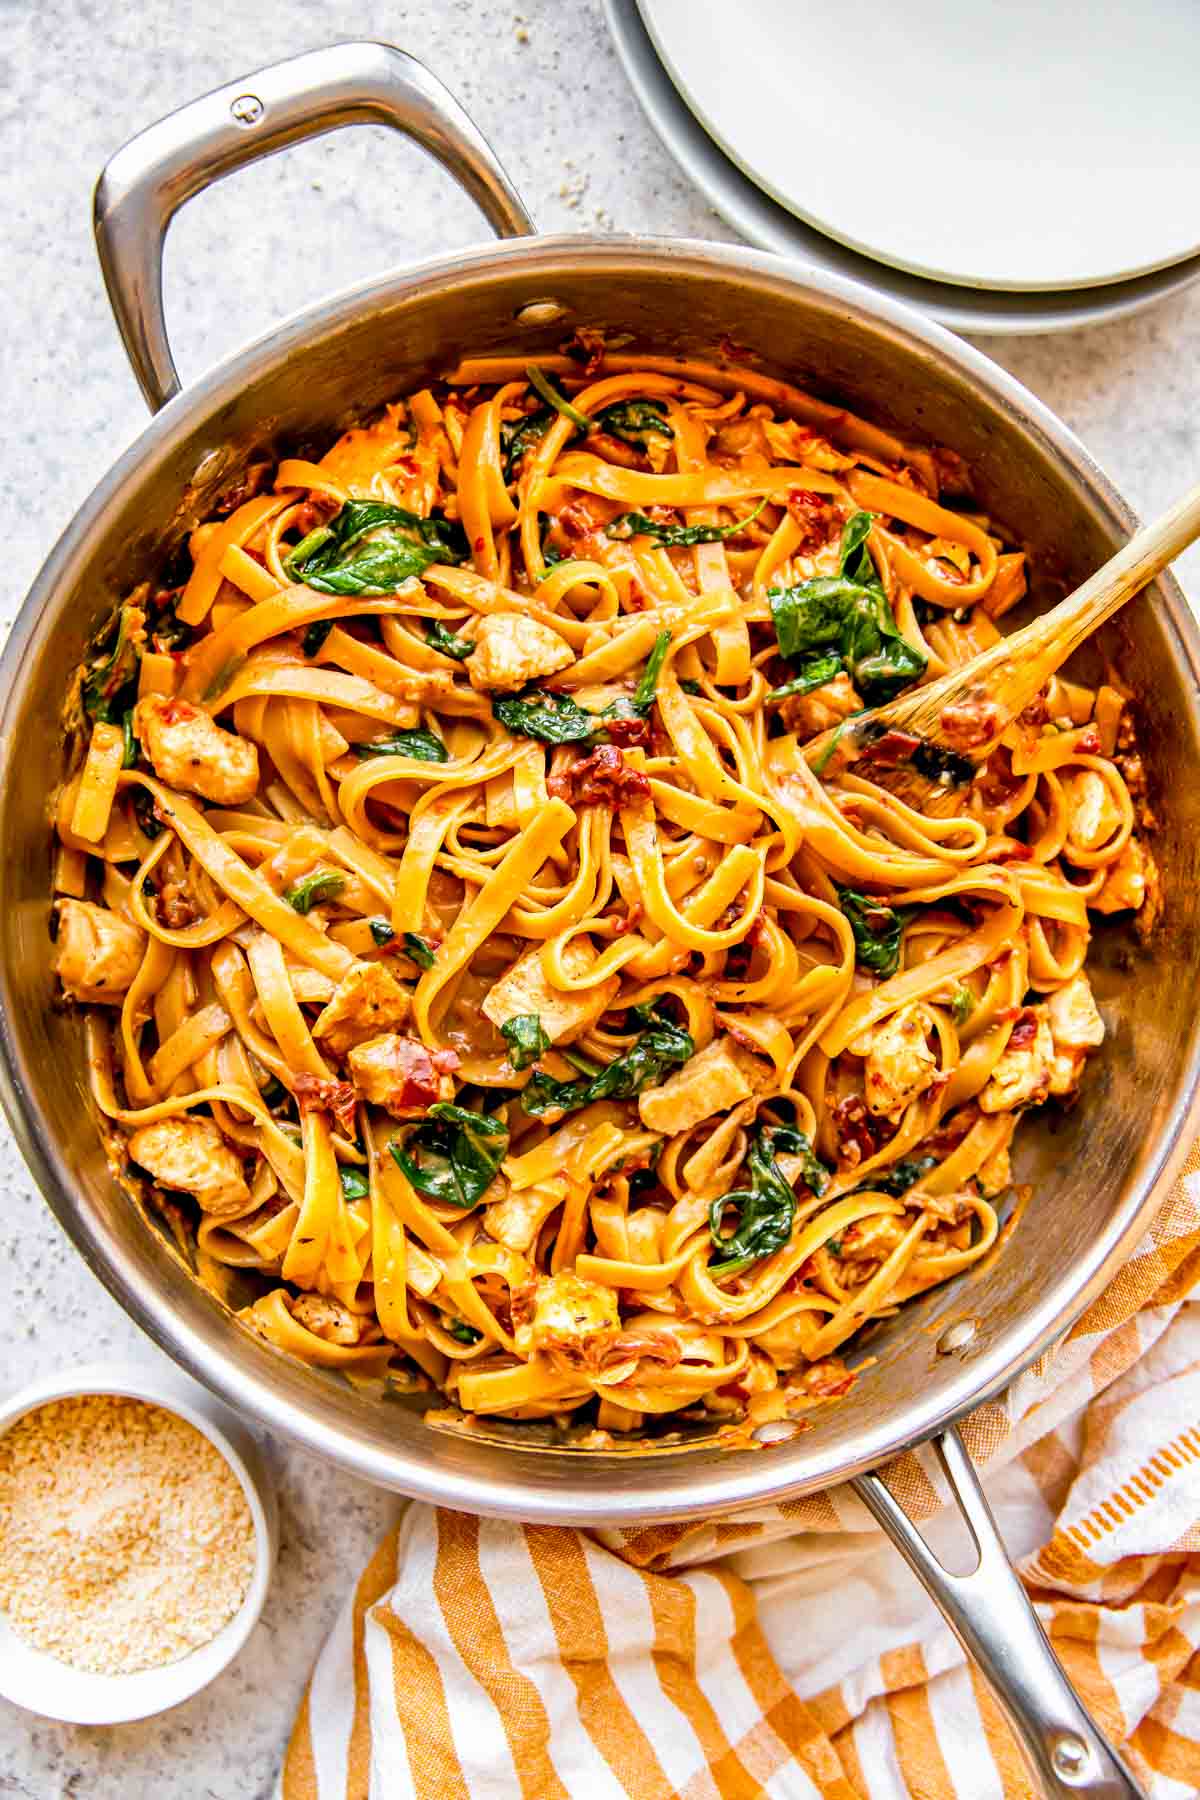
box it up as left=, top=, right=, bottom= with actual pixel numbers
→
left=909, top=738, right=975, bottom=787
left=811, top=718, right=851, bottom=775
left=521, top=1008, right=694, bottom=1118
left=150, top=598, right=193, bottom=654
left=259, top=1075, right=288, bottom=1109
left=769, top=577, right=925, bottom=704
left=286, top=870, right=346, bottom=915
left=302, top=619, right=333, bottom=657
left=83, top=604, right=142, bottom=723
left=285, top=500, right=468, bottom=595
left=500, top=1014, right=551, bottom=1071
left=121, top=708, right=139, bottom=769
left=500, top=406, right=554, bottom=480
left=493, top=691, right=597, bottom=745
left=369, top=918, right=395, bottom=947
left=443, top=1316, right=483, bottom=1345
left=838, top=509, right=876, bottom=586
left=766, top=652, right=846, bottom=706
left=837, top=887, right=911, bottom=979
left=951, top=984, right=976, bottom=1026
left=339, top=1165, right=370, bottom=1201
left=390, top=1102, right=508, bottom=1209
left=709, top=1125, right=830, bottom=1274
left=593, top=399, right=673, bottom=448
left=403, top=932, right=437, bottom=970
left=495, top=650, right=665, bottom=745
left=354, top=729, right=448, bottom=763
left=535, top=513, right=570, bottom=573
left=607, top=496, right=768, bottom=548
left=858, top=1154, right=938, bottom=1197
left=768, top=510, right=926, bottom=706
left=632, top=630, right=671, bottom=713
left=526, top=365, right=591, bottom=432
left=493, top=630, right=667, bottom=749
left=132, top=787, right=162, bottom=841
left=845, top=614, right=927, bottom=703
left=424, top=619, right=475, bottom=661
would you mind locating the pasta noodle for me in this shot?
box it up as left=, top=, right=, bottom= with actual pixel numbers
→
left=53, top=347, right=1160, bottom=1435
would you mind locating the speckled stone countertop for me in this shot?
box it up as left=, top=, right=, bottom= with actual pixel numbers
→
left=3, top=3, right=1199, bottom=1794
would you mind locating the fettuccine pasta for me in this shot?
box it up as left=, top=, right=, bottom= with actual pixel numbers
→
left=53, top=343, right=1159, bottom=1435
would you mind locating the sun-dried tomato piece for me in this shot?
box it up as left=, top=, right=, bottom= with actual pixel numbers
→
left=602, top=714, right=654, bottom=750
left=857, top=729, right=922, bottom=769
left=1007, top=1008, right=1039, bottom=1050
left=832, top=1094, right=883, bottom=1167
left=547, top=744, right=651, bottom=809
left=786, top=489, right=841, bottom=554
left=293, top=1074, right=359, bottom=1135
left=939, top=696, right=1006, bottom=750
left=561, top=326, right=607, bottom=377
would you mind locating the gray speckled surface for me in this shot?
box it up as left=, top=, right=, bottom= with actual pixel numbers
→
left=2, top=3, right=1199, bottom=1794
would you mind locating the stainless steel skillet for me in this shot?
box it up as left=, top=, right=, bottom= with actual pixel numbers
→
left=7, top=41, right=1199, bottom=1796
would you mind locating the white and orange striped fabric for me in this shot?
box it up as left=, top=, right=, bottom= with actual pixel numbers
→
left=279, top=1157, right=1200, bottom=1799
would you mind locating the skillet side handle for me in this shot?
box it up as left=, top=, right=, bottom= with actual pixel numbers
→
left=852, top=1426, right=1145, bottom=1799
left=93, top=39, right=535, bottom=413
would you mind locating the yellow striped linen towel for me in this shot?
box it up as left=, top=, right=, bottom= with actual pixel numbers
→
left=280, top=1159, right=1200, bottom=1800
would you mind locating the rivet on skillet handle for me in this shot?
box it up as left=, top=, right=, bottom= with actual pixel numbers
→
left=853, top=1426, right=1145, bottom=1798
left=92, top=40, right=535, bottom=414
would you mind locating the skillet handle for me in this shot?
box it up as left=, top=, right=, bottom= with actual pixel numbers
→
left=93, top=40, right=534, bottom=413
left=852, top=1426, right=1145, bottom=1798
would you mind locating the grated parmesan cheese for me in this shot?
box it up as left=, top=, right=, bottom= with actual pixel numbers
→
left=0, top=1393, right=256, bottom=1675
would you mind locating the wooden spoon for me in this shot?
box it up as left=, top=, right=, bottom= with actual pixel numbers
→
left=802, top=478, right=1200, bottom=811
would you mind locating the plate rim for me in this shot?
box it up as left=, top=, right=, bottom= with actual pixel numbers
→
left=605, top=0, right=1200, bottom=335
left=635, top=0, right=1200, bottom=294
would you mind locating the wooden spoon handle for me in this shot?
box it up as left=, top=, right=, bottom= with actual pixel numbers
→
left=1014, top=474, right=1200, bottom=668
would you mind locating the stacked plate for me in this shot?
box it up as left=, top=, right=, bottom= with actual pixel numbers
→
left=605, top=0, right=1200, bottom=334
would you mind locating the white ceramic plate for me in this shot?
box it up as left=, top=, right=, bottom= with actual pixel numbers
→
left=637, top=0, right=1200, bottom=292
left=605, top=0, right=1200, bottom=335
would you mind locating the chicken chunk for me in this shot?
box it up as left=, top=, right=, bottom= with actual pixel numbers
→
left=466, top=614, right=574, bottom=693
left=134, top=695, right=259, bottom=805
left=1062, top=769, right=1120, bottom=851
left=980, top=551, right=1028, bottom=620
left=975, top=1142, right=1011, bottom=1196
left=923, top=1189, right=975, bottom=1225
left=753, top=1309, right=815, bottom=1371
left=1046, top=974, right=1105, bottom=1051
left=289, top=1293, right=362, bottom=1345
left=313, top=963, right=412, bottom=1056
left=483, top=1179, right=565, bottom=1253
left=839, top=1214, right=909, bottom=1262
left=1091, top=837, right=1155, bottom=914
left=1039, top=974, right=1105, bottom=1101
left=55, top=899, right=145, bottom=1003
left=980, top=1011, right=1054, bottom=1113
left=128, top=1115, right=250, bottom=1216
left=346, top=1033, right=456, bottom=1118
left=849, top=1006, right=938, bottom=1119
left=513, top=1270, right=619, bottom=1360
left=637, top=1035, right=771, bottom=1136
left=778, top=673, right=862, bottom=740
left=482, top=940, right=619, bottom=1048
left=1048, top=1049, right=1085, bottom=1098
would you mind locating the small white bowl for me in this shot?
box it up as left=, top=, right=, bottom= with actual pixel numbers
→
left=0, top=1358, right=278, bottom=1723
